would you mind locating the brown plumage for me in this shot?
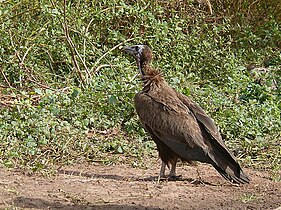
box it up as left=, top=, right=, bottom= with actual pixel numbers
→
left=123, top=45, right=250, bottom=184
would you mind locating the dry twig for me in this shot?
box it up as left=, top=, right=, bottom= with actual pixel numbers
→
left=92, top=37, right=134, bottom=73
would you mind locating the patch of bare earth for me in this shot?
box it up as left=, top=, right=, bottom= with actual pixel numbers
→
left=0, top=162, right=280, bottom=210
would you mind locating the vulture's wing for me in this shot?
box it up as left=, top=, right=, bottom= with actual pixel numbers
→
left=175, top=92, right=250, bottom=183
left=177, top=92, right=222, bottom=140
left=134, top=84, right=249, bottom=184
left=134, top=88, right=213, bottom=163
left=176, top=92, right=236, bottom=159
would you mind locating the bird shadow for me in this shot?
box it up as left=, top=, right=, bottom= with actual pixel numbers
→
left=11, top=196, right=163, bottom=210
left=58, top=169, right=218, bottom=186
left=58, top=169, right=130, bottom=181
left=140, top=175, right=216, bottom=186
left=58, top=169, right=216, bottom=186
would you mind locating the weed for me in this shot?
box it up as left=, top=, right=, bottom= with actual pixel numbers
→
left=240, top=193, right=258, bottom=204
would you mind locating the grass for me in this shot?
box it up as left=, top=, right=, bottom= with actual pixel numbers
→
left=239, top=193, right=258, bottom=204
left=0, top=0, right=280, bottom=179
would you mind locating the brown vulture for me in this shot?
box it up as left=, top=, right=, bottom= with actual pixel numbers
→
left=123, top=45, right=250, bottom=184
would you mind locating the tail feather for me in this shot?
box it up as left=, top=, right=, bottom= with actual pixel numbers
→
left=206, top=135, right=250, bottom=184
left=196, top=120, right=250, bottom=184
left=212, top=163, right=250, bottom=184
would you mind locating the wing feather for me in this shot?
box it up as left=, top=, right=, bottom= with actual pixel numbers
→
left=134, top=86, right=212, bottom=163
left=176, top=92, right=236, bottom=159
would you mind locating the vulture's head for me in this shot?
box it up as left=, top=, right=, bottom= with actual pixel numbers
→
left=123, top=45, right=152, bottom=76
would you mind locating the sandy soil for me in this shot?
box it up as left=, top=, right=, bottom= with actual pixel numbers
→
left=0, top=162, right=280, bottom=210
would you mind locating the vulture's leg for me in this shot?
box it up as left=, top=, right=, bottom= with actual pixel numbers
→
left=159, top=161, right=166, bottom=177
left=157, top=161, right=166, bottom=183
left=169, top=158, right=177, bottom=177
left=169, top=158, right=182, bottom=180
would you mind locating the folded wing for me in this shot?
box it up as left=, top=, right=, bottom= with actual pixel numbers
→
left=134, top=85, right=249, bottom=184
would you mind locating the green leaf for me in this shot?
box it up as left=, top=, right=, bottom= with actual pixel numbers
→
left=116, top=146, right=123, bottom=154
left=71, top=89, right=79, bottom=98
left=108, top=95, right=117, bottom=105
left=34, top=88, right=43, bottom=95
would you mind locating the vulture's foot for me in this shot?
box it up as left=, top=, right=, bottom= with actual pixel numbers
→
left=168, top=175, right=182, bottom=181
left=157, top=175, right=168, bottom=183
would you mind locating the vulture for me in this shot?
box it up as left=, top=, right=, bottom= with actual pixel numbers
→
left=123, top=45, right=250, bottom=184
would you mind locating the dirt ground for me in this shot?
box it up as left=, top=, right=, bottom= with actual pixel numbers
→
left=0, top=162, right=280, bottom=210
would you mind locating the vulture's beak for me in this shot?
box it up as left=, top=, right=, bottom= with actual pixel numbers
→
left=122, top=45, right=143, bottom=73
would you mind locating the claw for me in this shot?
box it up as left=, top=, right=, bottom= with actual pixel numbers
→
left=169, top=174, right=182, bottom=181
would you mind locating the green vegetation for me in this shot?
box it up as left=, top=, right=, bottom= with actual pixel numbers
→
left=239, top=193, right=258, bottom=203
left=0, top=0, right=280, bottom=179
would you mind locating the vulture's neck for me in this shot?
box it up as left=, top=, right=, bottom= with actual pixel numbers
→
left=140, top=63, right=164, bottom=90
